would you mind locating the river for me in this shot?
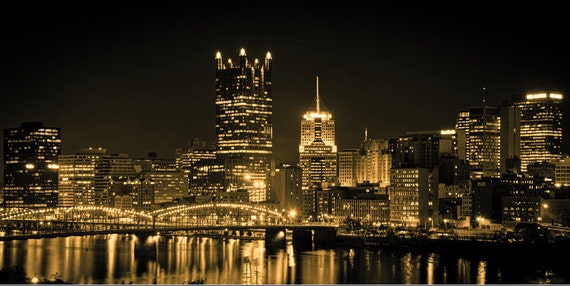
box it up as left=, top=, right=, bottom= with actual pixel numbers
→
left=0, top=234, right=566, bottom=284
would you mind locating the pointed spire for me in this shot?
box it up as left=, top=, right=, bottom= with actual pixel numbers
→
left=240, top=48, right=246, bottom=56
left=365, top=128, right=368, bottom=141
left=316, top=76, right=320, bottom=113
left=215, top=51, right=223, bottom=70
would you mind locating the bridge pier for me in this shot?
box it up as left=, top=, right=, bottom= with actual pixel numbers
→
left=265, top=228, right=287, bottom=249
left=134, top=231, right=158, bottom=258
left=292, top=229, right=313, bottom=251
left=313, top=229, right=337, bottom=249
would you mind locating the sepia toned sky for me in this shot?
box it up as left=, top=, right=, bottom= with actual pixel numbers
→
left=1, top=0, right=569, bottom=164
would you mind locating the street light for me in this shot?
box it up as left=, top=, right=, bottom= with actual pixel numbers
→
left=289, top=210, right=297, bottom=223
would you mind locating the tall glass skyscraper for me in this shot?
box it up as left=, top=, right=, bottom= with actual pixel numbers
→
left=215, top=48, right=272, bottom=202
left=512, top=92, right=563, bottom=172
left=3, top=122, right=61, bottom=208
left=468, top=106, right=501, bottom=179
left=298, top=77, right=337, bottom=190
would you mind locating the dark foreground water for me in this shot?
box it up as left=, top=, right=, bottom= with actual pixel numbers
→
left=0, top=234, right=566, bottom=284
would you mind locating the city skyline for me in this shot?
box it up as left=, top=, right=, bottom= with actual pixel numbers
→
left=2, top=1, right=569, bottom=165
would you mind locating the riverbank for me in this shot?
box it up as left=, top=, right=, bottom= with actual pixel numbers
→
left=335, top=233, right=570, bottom=259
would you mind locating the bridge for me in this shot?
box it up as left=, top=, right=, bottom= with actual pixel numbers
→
left=0, top=203, right=339, bottom=251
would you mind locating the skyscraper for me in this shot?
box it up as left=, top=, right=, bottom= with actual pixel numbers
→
left=3, top=122, right=61, bottom=208
left=58, top=147, right=107, bottom=207
left=215, top=48, right=272, bottom=202
left=512, top=92, right=563, bottom=172
left=298, top=77, right=337, bottom=189
left=467, top=105, right=501, bottom=178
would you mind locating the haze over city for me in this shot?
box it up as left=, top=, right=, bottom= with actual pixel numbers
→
left=2, top=1, right=569, bottom=164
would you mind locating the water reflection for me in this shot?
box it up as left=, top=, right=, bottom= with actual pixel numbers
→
left=0, top=234, right=567, bottom=284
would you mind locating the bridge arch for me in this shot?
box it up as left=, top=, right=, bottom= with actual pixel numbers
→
left=1, top=206, right=154, bottom=222
left=151, top=203, right=285, bottom=226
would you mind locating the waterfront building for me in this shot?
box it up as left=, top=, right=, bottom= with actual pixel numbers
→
left=134, top=153, right=187, bottom=205
left=214, top=49, right=272, bottom=202
left=94, top=153, right=136, bottom=206
left=58, top=147, right=107, bottom=207
left=271, top=163, right=302, bottom=214
left=298, top=76, right=337, bottom=190
left=389, top=168, right=434, bottom=227
left=175, top=138, right=216, bottom=194
left=108, top=176, right=155, bottom=211
left=3, top=122, right=61, bottom=208
left=512, top=92, right=563, bottom=173
left=472, top=173, right=554, bottom=225
left=335, top=194, right=390, bottom=223
left=501, top=196, right=542, bottom=228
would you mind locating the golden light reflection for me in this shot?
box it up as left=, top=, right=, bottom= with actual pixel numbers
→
left=401, top=252, right=413, bottom=284
left=477, top=260, right=487, bottom=285
left=287, top=243, right=296, bottom=267
left=427, top=253, right=435, bottom=285
left=107, top=234, right=117, bottom=282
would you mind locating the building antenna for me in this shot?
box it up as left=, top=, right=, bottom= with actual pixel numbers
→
left=316, top=76, right=320, bottom=113
left=482, top=86, right=486, bottom=105
left=365, top=128, right=368, bottom=141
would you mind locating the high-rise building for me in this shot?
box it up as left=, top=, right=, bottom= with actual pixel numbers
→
left=357, top=134, right=392, bottom=188
left=512, top=92, right=563, bottom=172
left=337, top=148, right=359, bottom=187
left=3, top=122, right=61, bottom=208
left=455, top=111, right=470, bottom=161
left=467, top=105, right=501, bottom=178
left=94, top=153, right=136, bottom=206
left=298, top=77, right=337, bottom=190
left=215, top=48, right=272, bottom=202
left=389, top=168, right=434, bottom=226
left=272, top=163, right=303, bottom=213
left=176, top=138, right=219, bottom=198
left=134, top=154, right=187, bottom=205
left=499, top=103, right=521, bottom=173
left=58, top=147, right=107, bottom=207
left=392, top=130, right=457, bottom=170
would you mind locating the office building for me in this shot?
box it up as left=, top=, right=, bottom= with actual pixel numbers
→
left=3, top=122, right=61, bottom=208
left=299, top=76, right=337, bottom=189
left=467, top=105, right=501, bottom=178
left=215, top=48, right=272, bottom=202
left=512, top=92, right=563, bottom=172
left=272, top=163, right=303, bottom=213
left=58, top=147, right=107, bottom=207
left=389, top=168, right=434, bottom=226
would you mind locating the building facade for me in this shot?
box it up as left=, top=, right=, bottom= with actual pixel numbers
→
left=3, top=122, right=61, bottom=208
left=58, top=147, right=107, bottom=207
left=215, top=49, right=272, bottom=202
left=512, top=92, right=563, bottom=173
left=389, top=168, right=433, bottom=226
left=467, top=106, right=501, bottom=179
left=299, top=77, right=337, bottom=190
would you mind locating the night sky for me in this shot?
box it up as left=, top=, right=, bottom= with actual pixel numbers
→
left=2, top=1, right=569, bottom=166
